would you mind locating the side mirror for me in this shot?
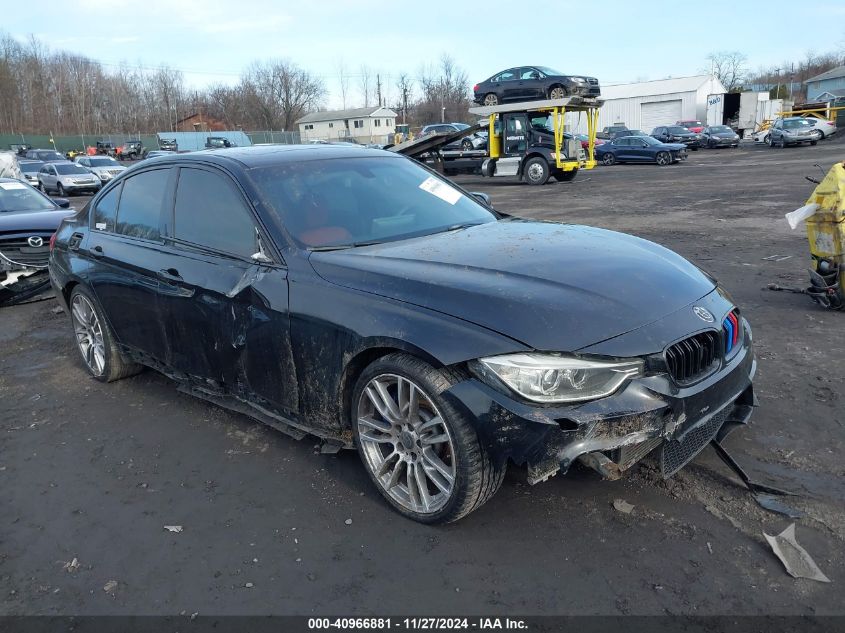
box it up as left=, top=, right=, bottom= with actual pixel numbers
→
left=52, top=198, right=70, bottom=208
left=470, top=192, right=492, bottom=207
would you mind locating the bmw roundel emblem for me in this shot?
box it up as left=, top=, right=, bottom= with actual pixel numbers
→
left=27, top=236, right=44, bottom=248
left=693, top=306, right=715, bottom=323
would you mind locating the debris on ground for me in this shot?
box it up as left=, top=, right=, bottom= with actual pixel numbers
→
left=761, top=254, right=792, bottom=262
left=103, top=580, right=118, bottom=594
left=63, top=557, right=79, bottom=573
left=705, top=504, right=743, bottom=530
left=344, top=518, right=353, bottom=525
left=613, top=499, right=635, bottom=514
left=245, top=582, right=254, bottom=588
left=707, top=542, right=713, bottom=555
left=163, top=525, right=183, bottom=533
left=51, top=306, right=63, bottom=314
left=764, top=523, right=831, bottom=583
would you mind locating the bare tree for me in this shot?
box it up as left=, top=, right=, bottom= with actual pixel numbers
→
left=336, top=59, right=350, bottom=109
left=359, top=64, right=372, bottom=107
left=396, top=73, right=412, bottom=124
left=705, top=51, right=748, bottom=92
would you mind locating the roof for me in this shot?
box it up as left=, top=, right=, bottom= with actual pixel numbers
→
left=805, top=65, right=845, bottom=84
left=296, top=106, right=398, bottom=125
left=141, top=144, right=396, bottom=169
left=600, top=75, right=726, bottom=100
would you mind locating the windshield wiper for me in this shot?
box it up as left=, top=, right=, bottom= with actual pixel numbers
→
left=309, top=239, right=385, bottom=252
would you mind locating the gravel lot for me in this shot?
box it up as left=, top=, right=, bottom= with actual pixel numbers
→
left=1, top=139, right=843, bottom=617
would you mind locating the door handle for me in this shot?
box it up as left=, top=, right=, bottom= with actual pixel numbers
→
left=90, top=245, right=104, bottom=258
left=158, top=268, right=183, bottom=282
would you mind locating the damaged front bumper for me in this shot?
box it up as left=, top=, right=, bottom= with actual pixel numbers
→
left=444, top=339, right=756, bottom=484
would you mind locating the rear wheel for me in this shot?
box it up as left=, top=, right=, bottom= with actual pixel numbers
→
left=352, top=354, right=505, bottom=524
left=461, top=139, right=473, bottom=152
left=483, top=93, right=498, bottom=106
left=655, top=151, right=672, bottom=166
left=69, top=286, right=143, bottom=383
left=523, top=156, right=550, bottom=185
left=548, top=85, right=568, bottom=100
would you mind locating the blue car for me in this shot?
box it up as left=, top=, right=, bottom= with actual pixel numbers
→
left=596, top=136, right=687, bottom=166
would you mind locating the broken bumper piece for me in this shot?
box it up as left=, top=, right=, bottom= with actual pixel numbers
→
left=444, top=342, right=756, bottom=484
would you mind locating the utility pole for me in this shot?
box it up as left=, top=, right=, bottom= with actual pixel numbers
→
left=376, top=74, right=382, bottom=107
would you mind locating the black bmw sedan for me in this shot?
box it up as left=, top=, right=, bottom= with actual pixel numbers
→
left=49, top=146, right=755, bottom=523
left=473, top=66, right=601, bottom=106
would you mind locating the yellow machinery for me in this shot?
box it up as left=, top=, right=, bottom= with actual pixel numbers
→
left=804, top=162, right=845, bottom=309
left=468, top=97, right=602, bottom=184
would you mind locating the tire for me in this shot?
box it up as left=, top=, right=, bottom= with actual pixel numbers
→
left=523, top=156, right=550, bottom=185
left=56, top=183, right=65, bottom=196
left=461, top=140, right=473, bottom=152
left=548, top=85, right=568, bottom=100
left=39, top=182, right=47, bottom=193
left=764, top=134, right=771, bottom=146
left=69, top=286, right=143, bottom=383
left=812, top=130, right=823, bottom=141
left=351, top=353, right=506, bottom=524
left=601, top=153, right=616, bottom=166
left=810, top=140, right=817, bottom=146
left=553, top=168, right=578, bottom=182
left=655, top=151, right=671, bottom=166
left=483, top=93, right=498, bottom=106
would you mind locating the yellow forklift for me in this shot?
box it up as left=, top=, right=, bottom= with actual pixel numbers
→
left=468, top=96, right=602, bottom=185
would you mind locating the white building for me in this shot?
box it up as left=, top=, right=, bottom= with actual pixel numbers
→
left=296, top=106, right=398, bottom=145
left=569, top=75, right=726, bottom=133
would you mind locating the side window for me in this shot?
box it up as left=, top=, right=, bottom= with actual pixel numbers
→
left=500, top=70, right=516, bottom=81
left=93, top=184, right=121, bottom=232
left=115, top=169, right=168, bottom=240
left=173, top=168, right=257, bottom=258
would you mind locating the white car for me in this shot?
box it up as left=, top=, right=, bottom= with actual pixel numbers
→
left=73, top=155, right=128, bottom=182
left=802, top=117, right=837, bottom=140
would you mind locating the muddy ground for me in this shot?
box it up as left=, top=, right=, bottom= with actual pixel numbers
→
left=1, top=139, right=843, bottom=617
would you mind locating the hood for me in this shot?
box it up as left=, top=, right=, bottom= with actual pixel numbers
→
left=0, top=208, right=75, bottom=234
left=91, top=166, right=125, bottom=174
left=657, top=142, right=687, bottom=150
left=309, top=221, right=715, bottom=351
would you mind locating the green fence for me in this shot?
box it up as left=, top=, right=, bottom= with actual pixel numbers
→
left=0, top=133, right=162, bottom=153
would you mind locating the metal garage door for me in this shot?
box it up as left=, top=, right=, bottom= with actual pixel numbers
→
left=641, top=100, right=683, bottom=132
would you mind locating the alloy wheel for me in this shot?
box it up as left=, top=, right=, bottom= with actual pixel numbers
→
left=483, top=94, right=498, bottom=106
left=656, top=152, right=671, bottom=166
left=602, top=153, right=616, bottom=166
left=549, top=87, right=567, bottom=99
left=71, top=293, right=106, bottom=376
left=357, top=374, right=456, bottom=515
left=812, top=130, right=823, bottom=141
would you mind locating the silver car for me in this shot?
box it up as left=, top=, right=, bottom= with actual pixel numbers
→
left=768, top=117, right=817, bottom=148
left=74, top=155, right=127, bottom=183
left=37, top=161, right=101, bottom=196
left=17, top=160, right=44, bottom=186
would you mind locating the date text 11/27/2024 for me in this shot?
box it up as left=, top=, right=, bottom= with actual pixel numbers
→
left=307, top=617, right=528, bottom=630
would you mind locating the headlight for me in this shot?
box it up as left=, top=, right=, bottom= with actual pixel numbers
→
left=474, top=353, right=643, bottom=403
left=572, top=77, right=587, bottom=84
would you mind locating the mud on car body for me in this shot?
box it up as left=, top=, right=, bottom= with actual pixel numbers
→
left=49, top=146, right=756, bottom=523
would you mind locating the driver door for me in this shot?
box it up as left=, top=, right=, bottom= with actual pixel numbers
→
left=504, top=114, right=528, bottom=156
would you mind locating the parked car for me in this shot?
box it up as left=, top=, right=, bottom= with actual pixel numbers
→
left=143, top=150, right=177, bottom=160
left=49, top=145, right=755, bottom=523
left=17, top=160, right=44, bottom=186
left=801, top=117, right=837, bottom=140
left=74, top=156, right=128, bottom=183
left=37, top=161, right=101, bottom=196
left=473, top=66, right=600, bottom=106
left=573, top=133, right=606, bottom=149
left=595, top=136, right=688, bottom=166
left=597, top=124, right=629, bottom=140
left=700, top=125, right=740, bottom=148
left=651, top=126, right=701, bottom=149
left=159, top=138, right=178, bottom=152
left=205, top=137, right=237, bottom=149
left=25, top=149, right=65, bottom=163
left=677, top=120, right=705, bottom=134
left=118, top=140, right=145, bottom=160
left=419, top=124, right=486, bottom=151
left=0, top=177, right=73, bottom=306
left=95, top=141, right=117, bottom=157
left=768, top=117, right=818, bottom=148
left=610, top=129, right=647, bottom=140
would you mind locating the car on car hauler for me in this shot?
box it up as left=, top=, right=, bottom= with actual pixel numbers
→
left=49, top=145, right=756, bottom=523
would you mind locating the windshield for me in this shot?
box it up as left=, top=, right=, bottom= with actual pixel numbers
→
left=55, top=164, right=90, bottom=175
left=711, top=126, right=732, bottom=133
left=19, top=162, right=43, bottom=173
left=249, top=156, right=497, bottom=248
left=0, top=182, right=55, bottom=213
left=36, top=151, right=63, bottom=161
left=88, top=157, right=119, bottom=167
left=452, top=123, right=470, bottom=130
left=536, top=66, right=563, bottom=76
left=667, top=126, right=690, bottom=134
left=783, top=119, right=812, bottom=129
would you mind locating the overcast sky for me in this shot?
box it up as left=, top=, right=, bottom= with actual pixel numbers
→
left=6, top=0, right=845, bottom=109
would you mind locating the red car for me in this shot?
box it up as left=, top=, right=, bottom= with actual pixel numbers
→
left=677, top=120, right=705, bottom=134
left=574, top=133, right=606, bottom=149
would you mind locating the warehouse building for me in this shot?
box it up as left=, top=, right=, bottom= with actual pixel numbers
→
left=296, top=106, right=398, bottom=145
left=571, top=75, right=726, bottom=133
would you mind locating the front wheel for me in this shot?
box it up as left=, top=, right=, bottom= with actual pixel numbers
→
left=69, top=286, right=143, bottom=382
left=461, top=140, right=473, bottom=152
left=601, top=153, right=616, bottom=166
left=39, top=182, right=47, bottom=193
left=548, top=86, right=568, bottom=100
left=352, top=354, right=506, bottom=523
left=812, top=130, right=823, bottom=141
left=655, top=151, right=672, bottom=166
left=56, top=183, right=65, bottom=196
left=810, top=140, right=817, bottom=146
left=523, top=156, right=550, bottom=185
